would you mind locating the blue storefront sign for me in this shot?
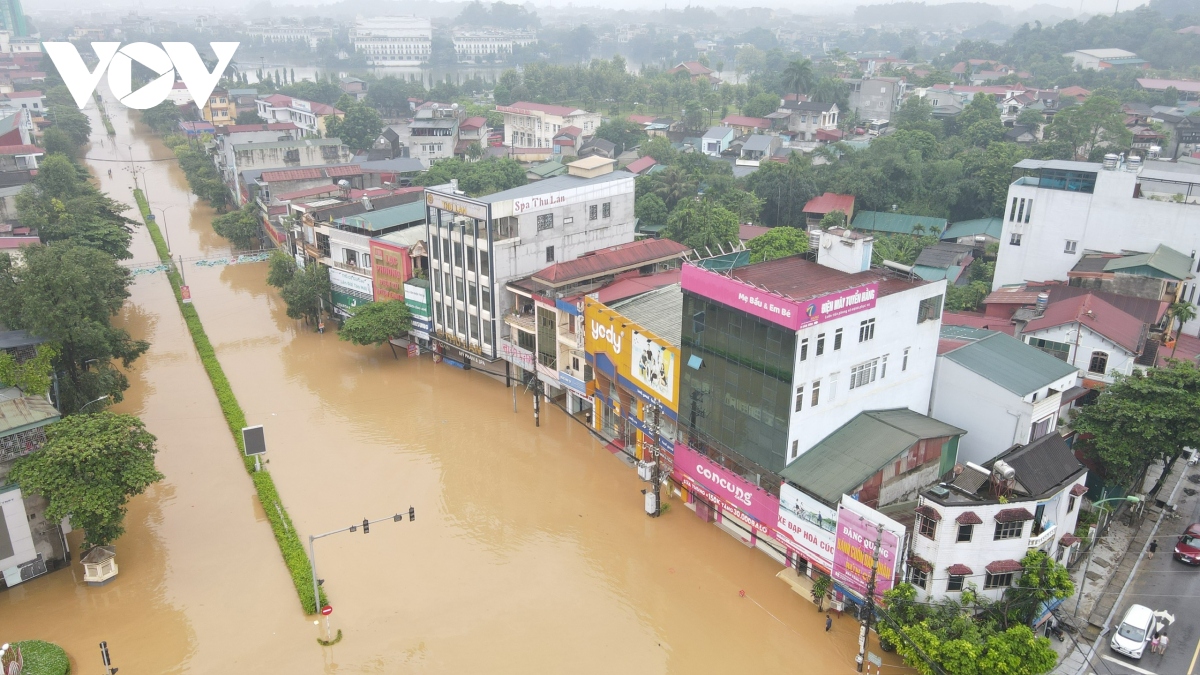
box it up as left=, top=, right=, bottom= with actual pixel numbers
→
left=558, top=371, right=588, bottom=397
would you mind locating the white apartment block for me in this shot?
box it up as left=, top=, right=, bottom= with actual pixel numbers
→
left=423, top=164, right=635, bottom=363
left=452, top=30, right=536, bottom=63
left=496, top=102, right=600, bottom=148
left=993, top=157, right=1200, bottom=331
left=244, top=25, right=333, bottom=50
left=352, top=16, right=432, bottom=66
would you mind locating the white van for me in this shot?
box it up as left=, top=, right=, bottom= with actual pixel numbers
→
left=1111, top=604, right=1155, bottom=659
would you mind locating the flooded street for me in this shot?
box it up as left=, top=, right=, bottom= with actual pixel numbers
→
left=0, top=99, right=905, bottom=674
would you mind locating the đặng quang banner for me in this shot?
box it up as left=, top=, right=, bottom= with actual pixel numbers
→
left=832, top=496, right=905, bottom=601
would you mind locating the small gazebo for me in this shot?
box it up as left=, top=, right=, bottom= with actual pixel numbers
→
left=80, top=546, right=118, bottom=586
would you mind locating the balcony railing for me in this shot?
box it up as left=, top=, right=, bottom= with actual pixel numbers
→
left=1028, top=524, right=1056, bottom=549
left=321, top=258, right=371, bottom=276
left=504, top=311, right=536, bottom=333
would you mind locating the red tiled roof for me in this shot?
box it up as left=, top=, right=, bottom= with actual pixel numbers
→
left=1023, top=293, right=1145, bottom=354
left=260, top=168, right=325, bottom=182
left=596, top=269, right=681, bottom=304
left=556, top=125, right=582, bottom=138
left=722, top=253, right=928, bottom=304
left=267, top=205, right=289, bottom=216
left=984, top=288, right=1044, bottom=306
left=0, top=144, right=41, bottom=155
left=915, top=505, right=942, bottom=522
left=721, top=115, right=769, bottom=129
left=1070, top=483, right=1088, bottom=496
left=942, top=311, right=1016, bottom=335
left=627, top=114, right=656, bottom=125
left=624, top=156, right=657, bottom=175
left=1060, top=533, right=1081, bottom=546
left=946, top=563, right=973, bottom=575
left=459, top=116, right=486, bottom=130
left=0, top=236, right=39, bottom=249
left=985, top=559, right=1024, bottom=574
left=668, top=61, right=714, bottom=76
left=802, top=192, right=855, bottom=215
left=325, top=165, right=363, bottom=177
left=738, top=224, right=771, bottom=242
left=276, top=185, right=340, bottom=201
left=815, top=128, right=844, bottom=142
left=6, top=90, right=42, bottom=98
left=533, top=239, right=690, bottom=286
left=503, top=101, right=581, bottom=117
left=908, top=555, right=933, bottom=572
left=1158, top=332, right=1200, bottom=367
left=956, top=511, right=983, bottom=525
left=995, top=508, right=1034, bottom=523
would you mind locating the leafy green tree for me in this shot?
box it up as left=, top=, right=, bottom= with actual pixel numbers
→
left=278, top=79, right=344, bottom=106
left=280, top=262, right=331, bottom=324
left=324, top=100, right=382, bottom=151
left=595, top=119, right=646, bottom=156
left=41, top=128, right=77, bottom=157
left=871, top=233, right=941, bottom=265
left=746, top=156, right=818, bottom=228
left=998, top=551, right=1074, bottom=627
left=809, top=77, right=849, bottom=112
left=9, top=412, right=163, bottom=548
left=0, top=244, right=148, bottom=414
left=235, top=110, right=263, bottom=125
left=635, top=193, right=668, bottom=227
left=640, top=136, right=677, bottom=164
left=211, top=204, right=262, bottom=249
left=1048, top=95, right=1131, bottom=161
left=266, top=250, right=297, bottom=289
left=782, top=58, right=815, bottom=98
left=664, top=199, right=738, bottom=249
left=414, top=157, right=526, bottom=196
left=164, top=135, right=230, bottom=211
left=1168, top=301, right=1198, bottom=359
left=0, top=343, right=58, bottom=396
left=747, top=226, right=809, bottom=263
left=140, top=101, right=183, bottom=134
left=1015, top=108, right=1045, bottom=130
left=893, top=97, right=942, bottom=137
left=649, top=166, right=698, bottom=210
left=714, top=188, right=763, bottom=223
left=819, top=209, right=847, bottom=229
left=16, top=155, right=135, bottom=259
left=338, top=301, right=413, bottom=346
left=742, top=92, right=780, bottom=118
left=1072, top=361, right=1200, bottom=488
left=45, top=86, right=92, bottom=148
left=946, top=281, right=990, bottom=312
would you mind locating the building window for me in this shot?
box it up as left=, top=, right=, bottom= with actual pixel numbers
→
left=455, top=278, right=465, bottom=301
left=918, top=514, right=937, bottom=539
left=537, top=214, right=554, bottom=231
left=790, top=439, right=799, bottom=460
left=902, top=347, right=910, bottom=371
left=816, top=333, right=825, bottom=356
left=546, top=246, right=555, bottom=262
left=589, top=204, right=598, bottom=220
left=518, top=330, right=535, bottom=352
left=850, top=359, right=878, bottom=390
left=435, top=304, right=443, bottom=325
left=811, top=379, right=820, bottom=407
left=1068, top=496, right=1077, bottom=513
left=994, top=521, right=1024, bottom=541
left=828, top=372, right=838, bottom=402
left=470, top=315, right=480, bottom=340
left=957, top=524, right=973, bottom=543
left=858, top=318, right=875, bottom=343
left=1065, top=240, right=1077, bottom=254
left=602, top=202, right=611, bottom=218
left=443, top=238, right=451, bottom=261
left=457, top=310, right=468, bottom=335
left=481, top=285, right=491, bottom=310
left=918, top=295, right=942, bottom=323
left=947, top=575, right=965, bottom=592
left=881, top=354, right=888, bottom=378
left=1089, top=351, right=1108, bottom=375
left=794, top=385, right=804, bottom=412
left=985, top=572, right=1014, bottom=590
left=834, top=328, right=843, bottom=350
left=1010, top=233, right=1022, bottom=246
left=468, top=282, right=478, bottom=306
left=454, top=242, right=463, bottom=267
left=800, top=338, right=809, bottom=361
left=1027, top=337, right=1071, bottom=362
left=907, top=567, right=929, bottom=589
left=1009, top=197, right=1019, bottom=221
left=480, top=251, right=490, bottom=276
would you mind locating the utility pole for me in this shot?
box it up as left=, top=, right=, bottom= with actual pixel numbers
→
left=857, top=521, right=885, bottom=673
left=647, top=402, right=663, bottom=517
left=533, top=378, right=541, bottom=427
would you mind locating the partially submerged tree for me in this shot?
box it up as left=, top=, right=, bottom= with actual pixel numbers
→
left=9, top=412, right=163, bottom=548
left=339, top=301, right=413, bottom=347
left=279, top=263, right=331, bottom=325
left=211, top=204, right=262, bottom=250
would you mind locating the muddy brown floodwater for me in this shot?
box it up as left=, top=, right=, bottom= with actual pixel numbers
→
left=0, top=95, right=912, bottom=674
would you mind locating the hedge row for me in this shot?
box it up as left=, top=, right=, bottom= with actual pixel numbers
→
left=95, top=92, right=115, bottom=136
left=134, top=189, right=325, bottom=614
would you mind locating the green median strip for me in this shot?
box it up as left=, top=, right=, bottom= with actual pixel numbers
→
left=133, top=189, right=326, bottom=614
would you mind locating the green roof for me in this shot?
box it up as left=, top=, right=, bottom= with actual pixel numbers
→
left=913, top=264, right=963, bottom=282
left=695, top=250, right=752, bottom=271
left=780, top=409, right=965, bottom=503
left=852, top=211, right=947, bottom=236
left=1104, top=244, right=1194, bottom=281
left=939, top=325, right=994, bottom=341
left=527, top=160, right=567, bottom=179
left=334, top=201, right=426, bottom=232
left=943, top=331, right=1079, bottom=396
left=941, top=217, right=1003, bottom=241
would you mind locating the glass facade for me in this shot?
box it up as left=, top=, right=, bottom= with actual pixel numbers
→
left=680, top=291, right=796, bottom=473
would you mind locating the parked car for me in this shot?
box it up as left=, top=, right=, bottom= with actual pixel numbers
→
left=1174, top=523, right=1200, bottom=564
left=1111, top=604, right=1155, bottom=659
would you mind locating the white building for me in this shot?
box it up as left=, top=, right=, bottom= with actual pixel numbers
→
left=496, top=102, right=600, bottom=149
left=909, top=432, right=1087, bottom=602
left=1019, top=293, right=1145, bottom=385
left=408, top=104, right=460, bottom=163
left=352, top=16, right=432, bottom=66
left=931, top=329, right=1080, bottom=466
left=994, top=158, right=1200, bottom=332
left=678, top=228, right=947, bottom=474
left=423, top=161, right=635, bottom=365
left=452, top=30, right=536, bottom=63
left=255, top=94, right=343, bottom=137
left=1063, top=48, right=1144, bottom=70
left=245, top=25, right=333, bottom=50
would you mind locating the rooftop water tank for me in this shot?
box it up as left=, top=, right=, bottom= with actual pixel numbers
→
left=1103, top=153, right=1119, bottom=170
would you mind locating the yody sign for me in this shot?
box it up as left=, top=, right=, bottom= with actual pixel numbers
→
left=43, top=42, right=239, bottom=110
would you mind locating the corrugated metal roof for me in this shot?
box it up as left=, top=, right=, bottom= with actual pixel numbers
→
left=802, top=192, right=855, bottom=215
left=1104, top=244, right=1194, bottom=281
left=475, top=171, right=633, bottom=204
left=532, top=238, right=689, bottom=286
left=610, top=284, right=683, bottom=347
left=943, top=332, right=1079, bottom=396
left=0, top=394, right=59, bottom=435
left=261, top=168, right=324, bottom=182
left=779, top=409, right=966, bottom=503
left=624, top=156, right=658, bottom=175
left=852, top=211, right=948, bottom=236
left=991, top=432, right=1084, bottom=497
left=941, top=217, right=1003, bottom=241
left=1023, top=293, right=1146, bottom=354
left=334, top=201, right=426, bottom=232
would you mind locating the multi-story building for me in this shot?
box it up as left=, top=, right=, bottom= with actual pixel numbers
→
left=452, top=30, right=536, bottom=63
left=219, top=138, right=354, bottom=205
left=255, top=94, right=343, bottom=137
left=409, top=103, right=459, bottom=163
left=497, top=102, right=600, bottom=149
left=352, top=16, right=432, bottom=66
left=843, top=77, right=905, bottom=123
left=423, top=159, right=635, bottom=367
left=774, top=101, right=839, bottom=141
left=201, top=87, right=236, bottom=125
left=909, top=432, right=1087, bottom=602
left=679, top=228, right=947, bottom=476
left=993, top=157, right=1200, bottom=331
left=244, top=25, right=333, bottom=50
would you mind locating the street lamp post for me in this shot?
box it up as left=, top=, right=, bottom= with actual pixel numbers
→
left=78, top=394, right=111, bottom=414
left=155, top=206, right=181, bottom=254
left=307, top=507, right=416, bottom=640
left=1073, top=495, right=1142, bottom=617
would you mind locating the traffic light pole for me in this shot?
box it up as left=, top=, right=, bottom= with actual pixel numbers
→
left=308, top=507, right=416, bottom=637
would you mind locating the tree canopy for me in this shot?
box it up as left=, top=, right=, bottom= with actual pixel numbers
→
left=279, top=262, right=331, bottom=324
left=415, top=157, right=527, bottom=196
left=325, top=98, right=383, bottom=151
left=664, top=199, right=739, bottom=250
left=747, top=227, right=809, bottom=263
left=16, top=155, right=136, bottom=260
left=338, top=301, right=413, bottom=346
left=212, top=204, right=263, bottom=250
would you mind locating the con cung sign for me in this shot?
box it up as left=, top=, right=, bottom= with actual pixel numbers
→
left=43, top=41, right=239, bottom=110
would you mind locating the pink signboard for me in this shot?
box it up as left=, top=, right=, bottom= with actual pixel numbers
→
left=680, top=264, right=877, bottom=332
left=673, top=444, right=780, bottom=539
left=832, top=500, right=902, bottom=600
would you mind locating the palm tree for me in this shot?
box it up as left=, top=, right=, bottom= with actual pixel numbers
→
left=652, top=167, right=697, bottom=210
left=782, top=59, right=815, bottom=99
left=809, top=77, right=846, bottom=106
left=1168, top=301, right=1198, bottom=359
